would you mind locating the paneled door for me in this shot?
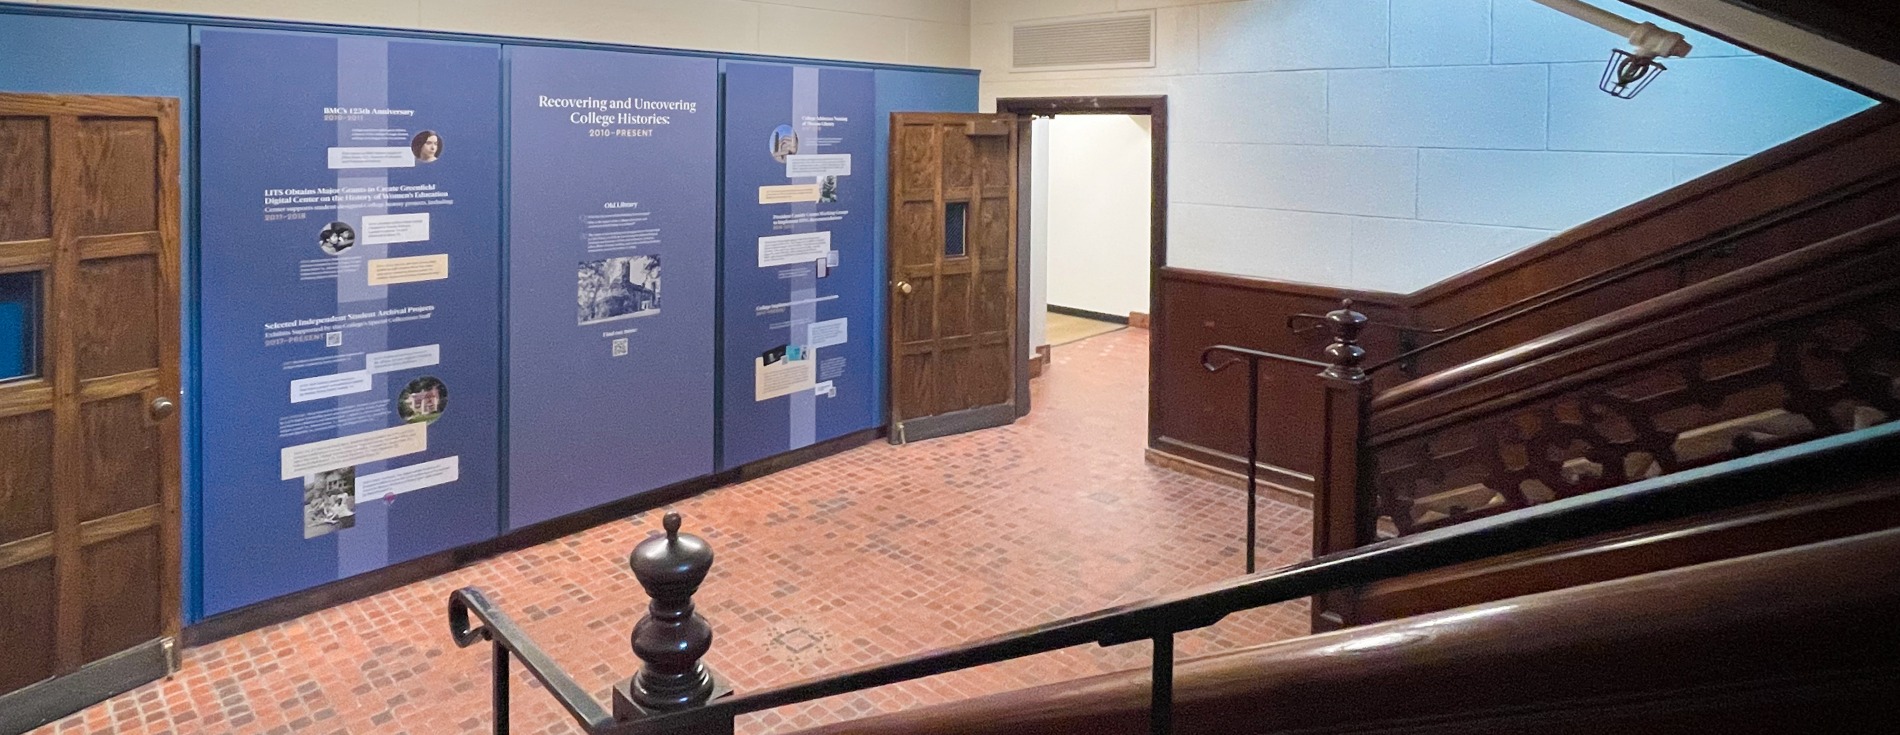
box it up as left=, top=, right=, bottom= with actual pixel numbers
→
left=887, top=113, right=1020, bottom=443
left=0, top=93, right=182, bottom=728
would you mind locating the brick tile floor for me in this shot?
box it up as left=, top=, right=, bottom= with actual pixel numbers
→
left=33, top=329, right=1313, bottom=735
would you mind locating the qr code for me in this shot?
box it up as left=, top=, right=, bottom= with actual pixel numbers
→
left=611, top=338, right=629, bottom=357
left=325, top=331, right=343, bottom=347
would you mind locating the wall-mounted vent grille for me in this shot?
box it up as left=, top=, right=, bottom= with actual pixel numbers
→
left=1012, top=12, right=1155, bottom=72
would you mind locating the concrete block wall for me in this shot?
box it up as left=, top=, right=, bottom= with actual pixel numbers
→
left=974, top=0, right=1875, bottom=293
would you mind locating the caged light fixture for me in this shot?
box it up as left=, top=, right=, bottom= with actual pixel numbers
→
left=1532, top=0, right=1693, bottom=99
left=1602, top=48, right=1666, bottom=99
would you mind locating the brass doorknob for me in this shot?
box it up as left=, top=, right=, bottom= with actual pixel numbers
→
left=150, top=396, right=177, bottom=420
left=897, top=281, right=914, bottom=295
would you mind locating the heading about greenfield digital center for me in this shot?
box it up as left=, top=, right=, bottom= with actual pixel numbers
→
left=537, top=96, right=700, bottom=126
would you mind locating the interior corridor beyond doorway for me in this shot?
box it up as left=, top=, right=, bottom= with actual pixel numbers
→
left=1028, top=111, right=1155, bottom=361
left=31, top=329, right=1311, bottom=735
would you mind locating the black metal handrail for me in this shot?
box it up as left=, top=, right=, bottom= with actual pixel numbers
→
left=1283, top=168, right=1900, bottom=375
left=448, top=420, right=1900, bottom=735
left=449, top=588, right=615, bottom=732
left=1199, top=344, right=1330, bottom=574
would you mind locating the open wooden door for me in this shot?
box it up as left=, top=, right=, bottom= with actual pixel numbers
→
left=0, top=93, right=182, bottom=732
left=887, top=113, right=1020, bottom=444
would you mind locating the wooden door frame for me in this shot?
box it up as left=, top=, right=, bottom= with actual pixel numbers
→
left=993, top=96, right=1168, bottom=425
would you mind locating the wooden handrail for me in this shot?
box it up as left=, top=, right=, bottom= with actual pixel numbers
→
left=1403, top=103, right=1898, bottom=309
left=1368, top=212, right=1900, bottom=423
left=788, top=523, right=1900, bottom=735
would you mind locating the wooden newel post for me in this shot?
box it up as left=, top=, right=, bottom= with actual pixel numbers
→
left=1311, top=299, right=1375, bottom=632
left=617, top=512, right=733, bottom=728
left=1321, top=299, right=1368, bottom=382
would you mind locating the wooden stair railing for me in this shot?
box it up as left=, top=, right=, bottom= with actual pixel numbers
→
left=1312, top=213, right=1900, bottom=627
left=1153, top=104, right=1900, bottom=495
left=790, top=523, right=1900, bottom=735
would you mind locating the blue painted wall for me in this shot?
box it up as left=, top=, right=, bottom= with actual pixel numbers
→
left=1160, top=0, right=1878, bottom=293
left=0, top=11, right=200, bottom=618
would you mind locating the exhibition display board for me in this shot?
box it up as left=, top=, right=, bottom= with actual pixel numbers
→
left=505, top=47, right=719, bottom=528
left=197, top=29, right=504, bottom=614
left=720, top=63, right=880, bottom=469
left=1, top=2, right=978, bottom=624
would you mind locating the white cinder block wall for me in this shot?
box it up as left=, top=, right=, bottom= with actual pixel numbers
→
left=974, top=0, right=1874, bottom=293
left=23, top=0, right=973, bottom=67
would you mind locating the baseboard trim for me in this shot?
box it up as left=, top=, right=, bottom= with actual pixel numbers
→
left=1128, top=311, right=1150, bottom=329
left=1047, top=303, right=1128, bottom=325
left=184, top=427, right=882, bottom=648
left=1144, top=444, right=1314, bottom=511
left=1028, top=344, right=1050, bottom=379
left=0, top=638, right=170, bottom=735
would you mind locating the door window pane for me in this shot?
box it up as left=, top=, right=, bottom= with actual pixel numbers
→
left=1, top=271, right=39, bottom=381
left=944, top=201, right=968, bottom=258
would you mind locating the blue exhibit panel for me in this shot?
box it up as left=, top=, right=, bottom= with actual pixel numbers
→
left=720, top=63, right=879, bottom=469
left=196, top=29, right=503, bottom=614
left=871, top=70, right=980, bottom=417
left=505, top=46, right=719, bottom=528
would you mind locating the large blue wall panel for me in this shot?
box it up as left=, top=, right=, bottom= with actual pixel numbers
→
left=196, top=29, right=504, bottom=615
left=505, top=46, right=719, bottom=529
left=720, top=63, right=878, bottom=469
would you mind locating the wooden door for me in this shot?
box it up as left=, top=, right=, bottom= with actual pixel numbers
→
left=888, top=113, right=1021, bottom=443
left=0, top=93, right=182, bottom=718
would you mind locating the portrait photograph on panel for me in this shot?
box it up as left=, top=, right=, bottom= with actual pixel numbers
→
left=411, top=129, right=443, bottom=163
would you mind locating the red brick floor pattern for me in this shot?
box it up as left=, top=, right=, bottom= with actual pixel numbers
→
left=34, top=329, right=1312, bottom=735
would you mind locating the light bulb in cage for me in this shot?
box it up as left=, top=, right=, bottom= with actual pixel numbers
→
left=1600, top=48, right=1666, bottom=99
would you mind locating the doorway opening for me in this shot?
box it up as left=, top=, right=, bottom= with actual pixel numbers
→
left=1036, top=113, right=1151, bottom=348
left=997, top=97, right=1167, bottom=422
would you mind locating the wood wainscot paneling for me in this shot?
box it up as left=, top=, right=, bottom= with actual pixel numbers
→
left=1148, top=267, right=1406, bottom=494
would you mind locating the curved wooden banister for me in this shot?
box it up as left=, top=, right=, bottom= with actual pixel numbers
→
left=1369, top=212, right=1900, bottom=424
left=787, top=524, right=1900, bottom=735
left=1400, top=103, right=1898, bottom=309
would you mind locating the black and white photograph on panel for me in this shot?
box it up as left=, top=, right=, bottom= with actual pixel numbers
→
left=577, top=254, right=662, bottom=324
left=303, top=466, right=357, bottom=539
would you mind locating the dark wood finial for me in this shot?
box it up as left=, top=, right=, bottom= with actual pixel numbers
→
left=617, top=512, right=730, bottom=719
left=1322, top=298, right=1369, bottom=382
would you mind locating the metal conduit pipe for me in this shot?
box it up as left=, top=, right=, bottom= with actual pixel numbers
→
left=1533, top=0, right=1694, bottom=57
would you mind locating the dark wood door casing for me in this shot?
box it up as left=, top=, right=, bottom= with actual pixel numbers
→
left=887, top=113, right=1020, bottom=442
left=0, top=92, right=182, bottom=696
